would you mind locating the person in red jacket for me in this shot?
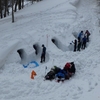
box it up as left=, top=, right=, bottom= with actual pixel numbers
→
left=63, top=62, right=76, bottom=78
left=85, top=30, right=90, bottom=42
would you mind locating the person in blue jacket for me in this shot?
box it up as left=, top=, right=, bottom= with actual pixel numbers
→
left=78, top=31, right=83, bottom=42
left=55, top=69, right=68, bottom=82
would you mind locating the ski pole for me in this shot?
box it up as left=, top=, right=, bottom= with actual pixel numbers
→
left=52, top=59, right=55, bottom=66
left=45, top=66, right=47, bottom=75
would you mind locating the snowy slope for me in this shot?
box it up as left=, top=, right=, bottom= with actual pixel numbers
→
left=0, top=0, right=100, bottom=100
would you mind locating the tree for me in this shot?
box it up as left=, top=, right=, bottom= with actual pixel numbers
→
left=18, top=0, right=21, bottom=10
left=22, top=0, right=24, bottom=8
left=4, top=0, right=8, bottom=17
left=32, top=0, right=34, bottom=4
left=12, top=0, right=14, bottom=22
left=97, top=0, right=100, bottom=6
left=15, top=0, right=24, bottom=12
left=15, top=0, right=18, bottom=12
left=0, top=0, right=3, bottom=18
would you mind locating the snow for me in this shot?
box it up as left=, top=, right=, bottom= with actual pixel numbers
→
left=0, top=0, right=100, bottom=100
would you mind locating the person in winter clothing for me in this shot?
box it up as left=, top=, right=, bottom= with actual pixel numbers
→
left=73, top=39, right=77, bottom=52
left=45, top=66, right=61, bottom=80
left=77, top=40, right=81, bottom=51
left=63, top=62, right=76, bottom=78
left=81, top=36, right=87, bottom=49
left=45, top=69, right=55, bottom=80
left=40, top=44, right=46, bottom=63
left=85, top=30, right=90, bottom=42
left=55, top=69, right=68, bottom=82
left=78, top=31, right=83, bottom=42
left=53, top=66, right=61, bottom=74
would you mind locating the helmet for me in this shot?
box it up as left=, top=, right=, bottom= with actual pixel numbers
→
left=66, top=63, right=71, bottom=68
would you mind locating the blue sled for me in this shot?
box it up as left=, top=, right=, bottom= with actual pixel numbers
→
left=23, top=61, right=39, bottom=68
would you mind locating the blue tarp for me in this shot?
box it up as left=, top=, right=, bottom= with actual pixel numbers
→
left=23, top=61, right=39, bottom=68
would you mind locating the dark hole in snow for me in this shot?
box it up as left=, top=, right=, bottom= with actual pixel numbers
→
left=51, top=38, right=68, bottom=52
left=33, top=44, right=39, bottom=55
left=51, top=39, right=55, bottom=43
left=17, top=49, right=25, bottom=59
left=51, top=38, right=58, bottom=47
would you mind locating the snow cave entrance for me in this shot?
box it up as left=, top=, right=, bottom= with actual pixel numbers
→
left=51, top=38, right=68, bottom=52
left=17, top=49, right=26, bottom=60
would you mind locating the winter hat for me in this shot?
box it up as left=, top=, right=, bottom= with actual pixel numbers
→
left=42, top=44, right=44, bottom=47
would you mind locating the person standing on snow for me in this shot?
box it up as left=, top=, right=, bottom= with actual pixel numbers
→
left=85, top=30, right=90, bottom=42
left=81, top=36, right=87, bottom=49
left=40, top=44, right=46, bottom=63
left=78, top=31, right=83, bottom=42
left=73, top=39, right=77, bottom=52
left=77, top=40, right=81, bottom=51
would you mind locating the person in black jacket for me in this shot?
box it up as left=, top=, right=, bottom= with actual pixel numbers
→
left=63, top=62, right=76, bottom=78
left=77, top=40, right=81, bottom=51
left=45, top=66, right=61, bottom=80
left=40, top=44, right=46, bottom=63
left=73, top=39, right=77, bottom=52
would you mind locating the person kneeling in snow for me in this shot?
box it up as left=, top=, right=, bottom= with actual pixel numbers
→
left=45, top=66, right=61, bottom=81
left=55, top=69, right=68, bottom=82
left=63, top=62, right=76, bottom=78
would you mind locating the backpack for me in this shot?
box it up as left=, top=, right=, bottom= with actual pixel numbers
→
left=45, top=70, right=55, bottom=80
left=68, top=62, right=76, bottom=74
